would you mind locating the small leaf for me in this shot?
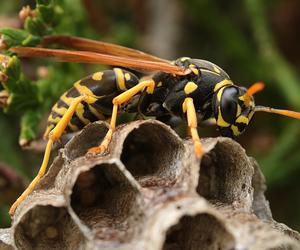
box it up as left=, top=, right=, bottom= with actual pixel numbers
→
left=19, top=110, right=42, bottom=144
left=4, top=56, right=21, bottom=85
left=21, top=34, right=41, bottom=46
left=24, top=17, right=48, bottom=36
left=1, top=57, right=39, bottom=114
left=0, top=28, right=29, bottom=48
left=0, top=28, right=41, bottom=48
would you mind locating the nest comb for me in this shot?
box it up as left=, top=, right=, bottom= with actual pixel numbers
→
left=1, top=120, right=300, bottom=250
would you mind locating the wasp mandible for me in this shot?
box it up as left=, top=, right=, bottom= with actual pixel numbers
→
left=8, top=35, right=300, bottom=216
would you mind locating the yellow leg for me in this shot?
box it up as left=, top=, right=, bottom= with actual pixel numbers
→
left=9, top=95, right=87, bottom=217
left=87, top=79, right=155, bottom=155
left=182, top=98, right=203, bottom=158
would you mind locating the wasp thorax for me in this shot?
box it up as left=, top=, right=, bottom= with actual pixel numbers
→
left=214, top=85, right=255, bottom=138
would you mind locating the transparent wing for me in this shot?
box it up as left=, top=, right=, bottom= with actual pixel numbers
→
left=11, top=47, right=185, bottom=75
left=43, top=35, right=170, bottom=63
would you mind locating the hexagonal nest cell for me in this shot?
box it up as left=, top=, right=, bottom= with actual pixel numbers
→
left=120, top=122, right=184, bottom=187
left=14, top=205, right=84, bottom=250
left=162, top=213, right=235, bottom=250
left=197, top=139, right=253, bottom=206
left=2, top=120, right=300, bottom=250
left=70, top=162, right=143, bottom=242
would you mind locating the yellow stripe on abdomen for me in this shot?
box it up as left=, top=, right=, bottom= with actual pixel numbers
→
left=75, top=103, right=91, bottom=125
left=74, top=80, right=94, bottom=96
left=60, top=92, right=74, bottom=106
left=51, top=103, right=68, bottom=116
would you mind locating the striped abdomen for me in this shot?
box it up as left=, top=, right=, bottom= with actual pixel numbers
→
left=44, top=68, right=139, bottom=138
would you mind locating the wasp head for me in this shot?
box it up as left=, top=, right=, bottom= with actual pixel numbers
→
left=213, top=81, right=300, bottom=138
left=213, top=83, right=265, bottom=138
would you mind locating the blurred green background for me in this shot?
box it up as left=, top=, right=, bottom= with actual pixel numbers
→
left=0, top=0, right=299, bottom=230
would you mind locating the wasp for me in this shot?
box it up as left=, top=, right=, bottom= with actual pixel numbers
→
left=8, top=35, right=300, bottom=216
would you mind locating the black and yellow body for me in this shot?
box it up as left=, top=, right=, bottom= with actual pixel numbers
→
left=44, top=68, right=139, bottom=138
left=140, top=58, right=231, bottom=118
left=44, top=57, right=250, bottom=141
left=135, top=57, right=254, bottom=138
left=9, top=43, right=300, bottom=217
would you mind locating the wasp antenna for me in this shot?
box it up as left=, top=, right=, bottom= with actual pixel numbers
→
left=254, top=106, right=300, bottom=120
left=246, top=82, right=265, bottom=97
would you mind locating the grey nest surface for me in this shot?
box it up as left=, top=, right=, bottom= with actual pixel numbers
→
left=1, top=120, right=300, bottom=250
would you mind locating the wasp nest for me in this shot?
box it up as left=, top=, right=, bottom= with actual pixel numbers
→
left=1, top=120, right=300, bottom=250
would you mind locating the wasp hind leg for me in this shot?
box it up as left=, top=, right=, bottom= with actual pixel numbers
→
left=87, top=79, right=155, bottom=155
left=9, top=95, right=88, bottom=217
left=182, top=97, right=203, bottom=158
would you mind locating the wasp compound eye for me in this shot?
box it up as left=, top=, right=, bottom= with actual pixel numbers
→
left=220, top=86, right=239, bottom=124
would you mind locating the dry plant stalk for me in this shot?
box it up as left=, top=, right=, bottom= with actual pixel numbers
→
left=1, top=120, right=300, bottom=250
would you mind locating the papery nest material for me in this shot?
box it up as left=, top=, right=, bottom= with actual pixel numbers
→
left=1, top=120, right=300, bottom=250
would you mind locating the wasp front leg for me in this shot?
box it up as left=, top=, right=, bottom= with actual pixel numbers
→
left=87, top=79, right=155, bottom=155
